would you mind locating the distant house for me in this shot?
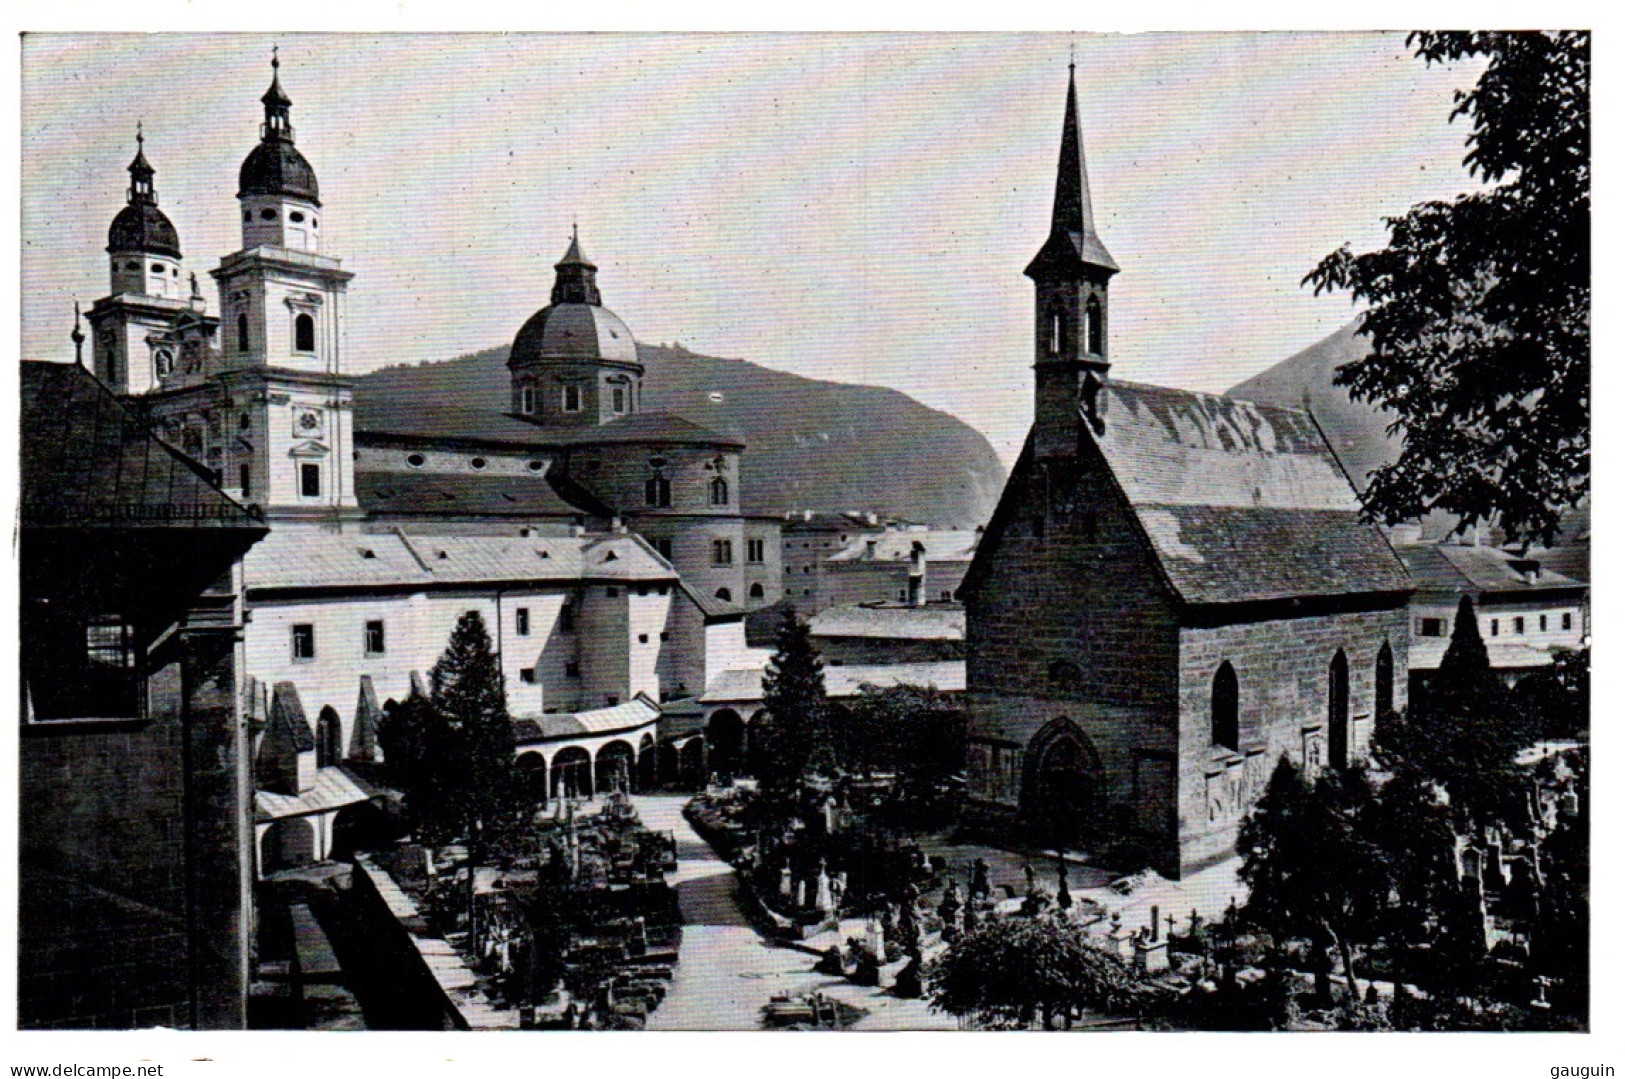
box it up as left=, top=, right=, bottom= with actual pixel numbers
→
left=820, top=528, right=980, bottom=610
left=779, top=511, right=885, bottom=610
left=19, top=360, right=267, bottom=1029
left=960, top=68, right=1411, bottom=880
left=1397, top=542, right=1587, bottom=688
left=808, top=602, right=965, bottom=666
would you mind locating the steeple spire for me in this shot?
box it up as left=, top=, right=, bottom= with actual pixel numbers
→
left=127, top=123, right=155, bottom=204
left=70, top=301, right=85, bottom=367
left=551, top=227, right=602, bottom=306
left=1027, top=63, right=1117, bottom=278
left=261, top=46, right=294, bottom=142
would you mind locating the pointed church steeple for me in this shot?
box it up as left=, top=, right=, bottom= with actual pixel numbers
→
left=127, top=122, right=156, bottom=204
left=1027, top=63, right=1117, bottom=279
left=1028, top=63, right=1117, bottom=456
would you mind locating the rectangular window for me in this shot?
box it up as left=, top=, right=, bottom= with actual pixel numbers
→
left=612, top=386, right=626, bottom=414
left=24, top=607, right=143, bottom=721
left=364, top=620, right=385, bottom=655
left=516, top=607, right=531, bottom=637
left=712, top=539, right=734, bottom=566
left=520, top=385, right=536, bottom=414
left=292, top=623, right=316, bottom=661
left=1539, top=614, right=1548, bottom=632
left=1418, top=618, right=1445, bottom=638
left=638, top=633, right=649, bottom=644
left=563, top=384, right=582, bottom=413
left=300, top=462, right=321, bottom=498
left=565, top=661, right=581, bottom=678
left=520, top=668, right=537, bottom=684
left=1490, top=619, right=1499, bottom=637
left=1563, top=612, right=1573, bottom=631
left=1514, top=616, right=1525, bottom=635
left=747, top=538, right=766, bottom=563
left=239, top=463, right=252, bottom=498
left=605, top=695, right=619, bottom=707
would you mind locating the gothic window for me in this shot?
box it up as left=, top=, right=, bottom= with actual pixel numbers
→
left=645, top=473, right=671, bottom=508
left=1375, top=641, right=1394, bottom=719
left=300, top=463, right=321, bottom=498
left=293, top=312, right=316, bottom=353
left=520, top=384, right=536, bottom=414
left=237, top=313, right=250, bottom=353
left=1085, top=296, right=1104, bottom=355
left=1211, top=661, right=1239, bottom=751
left=1327, top=649, right=1350, bottom=769
left=710, top=477, right=730, bottom=506
left=563, top=384, right=582, bottom=413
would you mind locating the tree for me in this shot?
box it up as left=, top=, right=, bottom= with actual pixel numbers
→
left=927, top=915, right=1162, bottom=1029
left=1513, top=644, right=1589, bottom=741
left=842, top=683, right=966, bottom=782
left=1237, top=757, right=1388, bottom=1007
left=1374, top=596, right=1526, bottom=827
left=1304, top=32, right=1589, bottom=546
left=757, top=609, right=834, bottom=788
left=379, top=685, right=454, bottom=844
left=429, top=610, right=518, bottom=845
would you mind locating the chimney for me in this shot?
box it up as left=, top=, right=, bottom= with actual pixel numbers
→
left=909, top=540, right=927, bottom=607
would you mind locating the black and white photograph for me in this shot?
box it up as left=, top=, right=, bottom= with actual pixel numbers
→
left=11, top=19, right=1595, bottom=1064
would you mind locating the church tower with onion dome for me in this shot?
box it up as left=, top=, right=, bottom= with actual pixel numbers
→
left=87, top=127, right=216, bottom=396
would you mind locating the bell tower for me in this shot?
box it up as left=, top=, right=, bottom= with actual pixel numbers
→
left=1026, top=63, right=1118, bottom=457
left=210, top=51, right=359, bottom=529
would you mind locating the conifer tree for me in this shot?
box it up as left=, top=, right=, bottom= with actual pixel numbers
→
left=429, top=610, right=518, bottom=845
left=758, top=609, right=834, bottom=787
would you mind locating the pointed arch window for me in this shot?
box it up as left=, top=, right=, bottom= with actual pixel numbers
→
left=1328, top=649, right=1350, bottom=769
left=237, top=312, right=250, bottom=353
left=1211, top=661, right=1239, bottom=751
left=1375, top=641, right=1395, bottom=720
left=645, top=473, right=672, bottom=508
left=293, top=312, right=316, bottom=354
left=1085, top=296, right=1104, bottom=356
left=710, top=477, right=730, bottom=506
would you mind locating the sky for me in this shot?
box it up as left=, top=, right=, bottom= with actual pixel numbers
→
left=20, top=32, right=1488, bottom=467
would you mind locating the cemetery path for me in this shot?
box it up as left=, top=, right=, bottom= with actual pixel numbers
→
left=632, top=795, right=958, bottom=1031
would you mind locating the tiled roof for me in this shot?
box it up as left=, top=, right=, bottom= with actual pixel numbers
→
left=678, top=580, right=746, bottom=621
left=809, top=603, right=965, bottom=641
left=355, top=390, right=743, bottom=450
left=20, top=361, right=262, bottom=530
left=512, top=695, right=660, bottom=745
left=1397, top=544, right=1585, bottom=597
left=1523, top=543, right=1590, bottom=585
left=356, top=468, right=608, bottom=520
left=244, top=529, right=674, bottom=592
left=1090, top=382, right=1410, bottom=604
left=698, top=660, right=965, bottom=704
left=827, top=529, right=980, bottom=563
left=255, top=765, right=373, bottom=821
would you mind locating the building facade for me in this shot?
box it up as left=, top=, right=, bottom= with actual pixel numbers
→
left=961, top=67, right=1412, bottom=880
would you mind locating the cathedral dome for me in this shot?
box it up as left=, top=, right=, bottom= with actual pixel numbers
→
left=107, top=201, right=181, bottom=259
left=510, top=303, right=638, bottom=367
left=238, top=140, right=321, bottom=205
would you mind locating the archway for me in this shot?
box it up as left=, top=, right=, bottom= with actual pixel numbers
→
left=262, top=817, right=317, bottom=875
left=517, top=752, right=548, bottom=804
left=706, top=709, right=746, bottom=778
left=316, top=705, right=342, bottom=768
left=551, top=746, right=593, bottom=799
left=638, top=734, right=657, bottom=791
left=658, top=740, right=681, bottom=788
left=1020, top=718, right=1103, bottom=849
left=595, top=740, right=635, bottom=794
left=1328, top=649, right=1350, bottom=769
left=678, top=736, right=706, bottom=790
